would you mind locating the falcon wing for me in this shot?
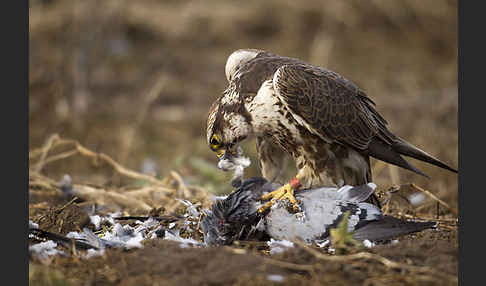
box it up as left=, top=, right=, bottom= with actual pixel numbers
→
left=272, top=63, right=437, bottom=177
left=272, top=63, right=394, bottom=151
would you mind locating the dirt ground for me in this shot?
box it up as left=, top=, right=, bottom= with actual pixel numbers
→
left=30, top=232, right=457, bottom=286
left=29, top=0, right=458, bottom=285
left=29, top=190, right=457, bottom=286
left=29, top=193, right=458, bottom=286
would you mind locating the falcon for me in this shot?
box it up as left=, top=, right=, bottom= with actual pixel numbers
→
left=206, top=49, right=457, bottom=212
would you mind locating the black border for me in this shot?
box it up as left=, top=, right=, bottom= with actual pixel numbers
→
left=457, top=0, right=462, bottom=284
left=7, top=0, right=29, bottom=284
left=22, top=1, right=466, bottom=285
left=459, top=1, right=481, bottom=285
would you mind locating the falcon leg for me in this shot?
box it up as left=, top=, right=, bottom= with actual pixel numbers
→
left=258, top=176, right=302, bottom=213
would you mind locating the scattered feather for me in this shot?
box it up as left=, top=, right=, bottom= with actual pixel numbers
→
left=409, top=193, right=427, bottom=207
left=90, top=215, right=102, bottom=230
left=267, top=239, right=294, bottom=255
left=315, top=239, right=330, bottom=248
left=29, top=220, right=39, bottom=229
left=29, top=241, right=64, bottom=259
left=164, top=230, right=203, bottom=248
left=267, top=274, right=285, bottom=282
left=84, top=248, right=105, bottom=259
left=363, top=239, right=376, bottom=248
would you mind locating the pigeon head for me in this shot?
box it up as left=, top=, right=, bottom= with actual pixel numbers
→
left=201, top=177, right=271, bottom=245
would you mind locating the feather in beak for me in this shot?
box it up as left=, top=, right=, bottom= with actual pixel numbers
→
left=217, top=146, right=251, bottom=187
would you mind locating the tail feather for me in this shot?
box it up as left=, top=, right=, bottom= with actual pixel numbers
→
left=368, top=139, right=429, bottom=178
left=393, top=138, right=458, bottom=173
left=368, top=138, right=457, bottom=177
left=353, top=216, right=436, bottom=241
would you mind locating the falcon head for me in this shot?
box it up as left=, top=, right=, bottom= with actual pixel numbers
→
left=206, top=100, right=252, bottom=161
left=225, top=48, right=263, bottom=82
left=206, top=49, right=263, bottom=162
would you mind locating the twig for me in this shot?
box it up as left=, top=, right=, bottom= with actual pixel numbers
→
left=42, top=149, right=79, bottom=166
left=73, top=140, right=165, bottom=185
left=170, top=171, right=192, bottom=198
left=55, top=197, right=79, bottom=214
left=29, top=172, right=61, bottom=186
left=32, top=134, right=60, bottom=173
left=381, top=185, right=400, bottom=215
left=29, top=137, right=74, bottom=160
left=122, top=187, right=174, bottom=203
left=72, top=184, right=153, bottom=211
left=31, top=135, right=169, bottom=187
left=399, top=213, right=458, bottom=223
left=29, top=180, right=59, bottom=192
left=414, top=200, right=436, bottom=212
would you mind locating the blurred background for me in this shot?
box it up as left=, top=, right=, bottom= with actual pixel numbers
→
left=29, top=0, right=457, bottom=208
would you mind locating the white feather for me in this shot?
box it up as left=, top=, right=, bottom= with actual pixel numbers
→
left=225, top=49, right=260, bottom=82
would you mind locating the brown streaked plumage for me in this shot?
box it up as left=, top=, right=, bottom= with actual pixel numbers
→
left=206, top=49, right=457, bottom=211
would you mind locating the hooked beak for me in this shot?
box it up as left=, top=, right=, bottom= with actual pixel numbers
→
left=216, top=148, right=226, bottom=159
left=217, top=145, right=236, bottom=162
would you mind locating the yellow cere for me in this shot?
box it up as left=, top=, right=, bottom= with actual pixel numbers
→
left=216, top=149, right=226, bottom=158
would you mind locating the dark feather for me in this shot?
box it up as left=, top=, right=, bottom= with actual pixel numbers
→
left=367, top=138, right=429, bottom=178
left=273, top=64, right=392, bottom=151
left=352, top=216, right=437, bottom=241
left=393, top=138, right=458, bottom=173
left=201, top=177, right=270, bottom=245
left=335, top=183, right=376, bottom=203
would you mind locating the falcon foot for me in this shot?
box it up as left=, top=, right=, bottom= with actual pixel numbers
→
left=258, top=183, right=301, bottom=213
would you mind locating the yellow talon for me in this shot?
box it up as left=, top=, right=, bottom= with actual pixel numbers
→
left=258, top=183, right=300, bottom=213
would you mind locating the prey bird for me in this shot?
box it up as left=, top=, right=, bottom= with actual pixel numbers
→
left=201, top=177, right=436, bottom=246
left=206, top=49, right=457, bottom=213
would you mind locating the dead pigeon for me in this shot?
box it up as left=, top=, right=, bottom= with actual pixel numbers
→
left=201, top=177, right=436, bottom=246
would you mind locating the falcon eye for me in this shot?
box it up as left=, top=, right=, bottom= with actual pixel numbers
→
left=210, top=134, right=222, bottom=149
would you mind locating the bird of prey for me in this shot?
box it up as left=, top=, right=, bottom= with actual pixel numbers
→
left=206, top=49, right=457, bottom=212
left=201, top=177, right=436, bottom=246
